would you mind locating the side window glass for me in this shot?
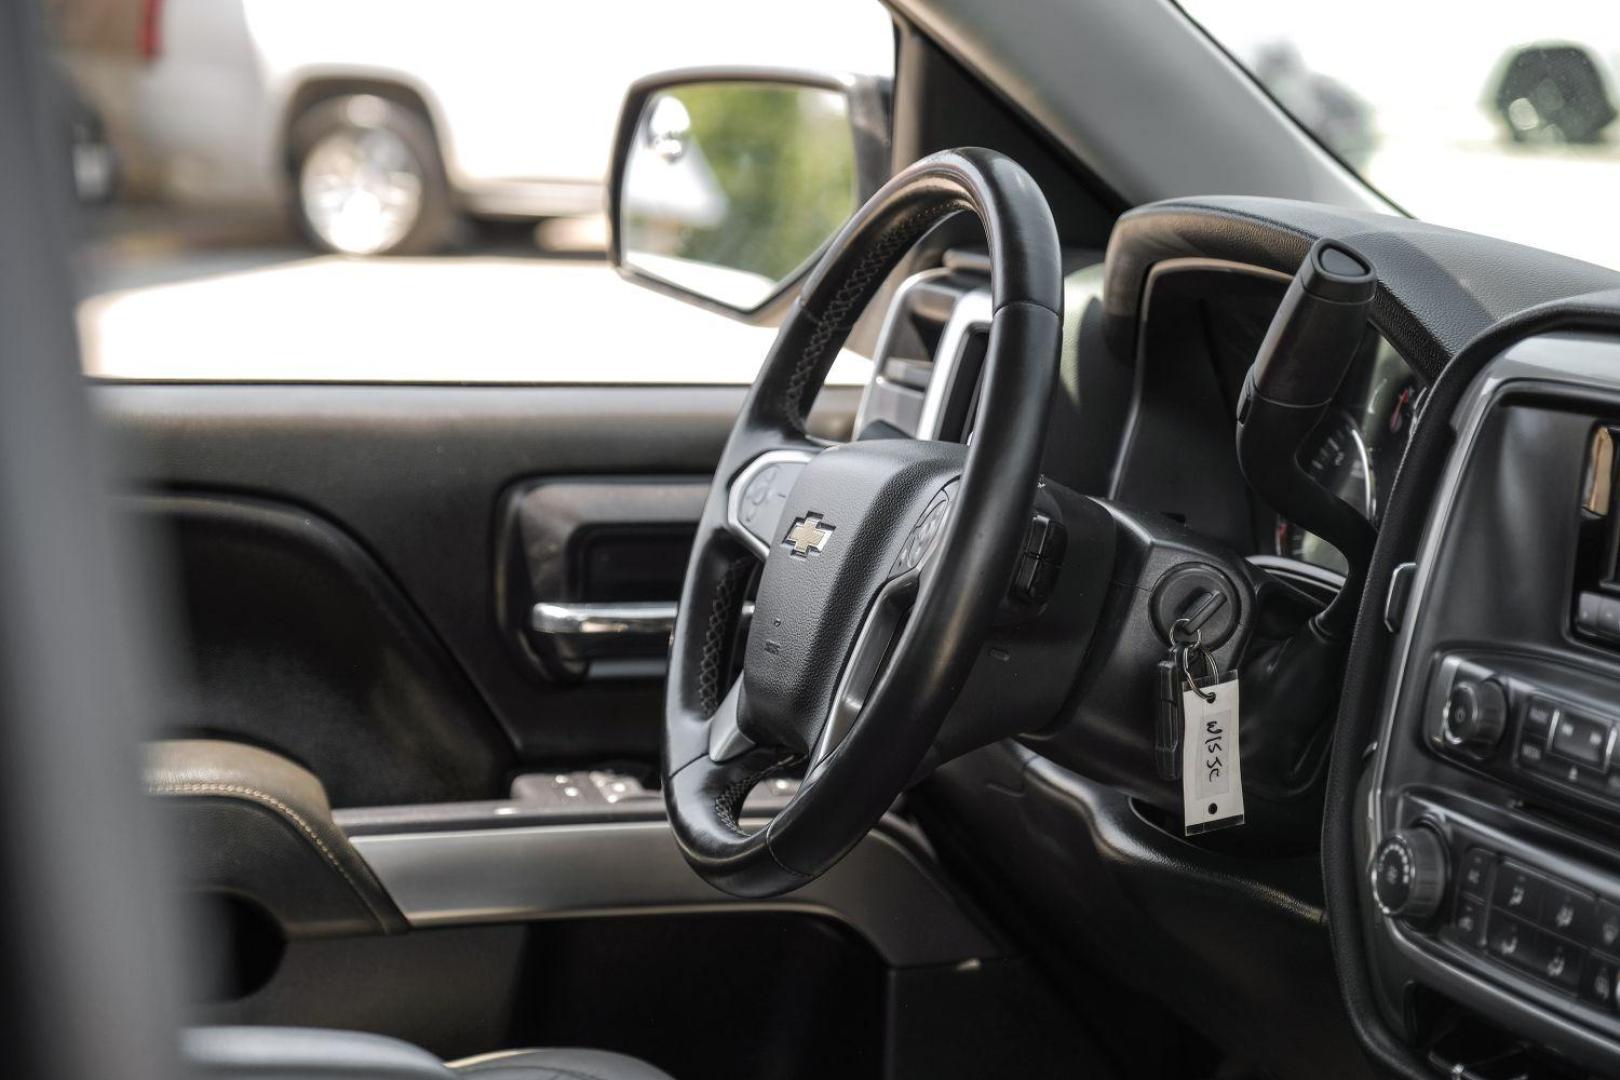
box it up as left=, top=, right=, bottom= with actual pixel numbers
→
left=45, top=0, right=894, bottom=383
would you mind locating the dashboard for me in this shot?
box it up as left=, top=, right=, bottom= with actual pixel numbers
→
left=1074, top=194, right=1620, bottom=1080
left=850, top=194, right=1620, bottom=1080
left=1093, top=263, right=1422, bottom=583
left=1369, top=333, right=1620, bottom=1076
left=1277, top=337, right=1418, bottom=572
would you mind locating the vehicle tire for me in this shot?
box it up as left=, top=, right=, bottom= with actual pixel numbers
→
left=1492, top=45, right=1618, bottom=146
left=287, top=94, right=458, bottom=256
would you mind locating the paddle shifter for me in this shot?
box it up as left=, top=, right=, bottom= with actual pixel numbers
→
left=1235, top=237, right=1378, bottom=636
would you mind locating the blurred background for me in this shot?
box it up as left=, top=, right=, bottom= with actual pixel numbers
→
left=36, top=0, right=1620, bottom=384
left=1182, top=0, right=1620, bottom=268
left=42, top=0, right=895, bottom=383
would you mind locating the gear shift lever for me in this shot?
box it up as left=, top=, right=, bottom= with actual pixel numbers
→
left=1235, top=237, right=1377, bottom=636
left=1223, top=239, right=1380, bottom=817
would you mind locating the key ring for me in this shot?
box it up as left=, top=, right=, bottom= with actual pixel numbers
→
left=1176, top=640, right=1220, bottom=704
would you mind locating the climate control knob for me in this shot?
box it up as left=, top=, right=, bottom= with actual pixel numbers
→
left=1443, top=678, right=1507, bottom=754
left=1372, top=827, right=1448, bottom=922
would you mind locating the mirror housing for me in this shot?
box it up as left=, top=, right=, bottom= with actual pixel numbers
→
left=608, top=67, right=890, bottom=322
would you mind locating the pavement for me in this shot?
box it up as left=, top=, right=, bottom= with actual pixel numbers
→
left=74, top=210, right=873, bottom=386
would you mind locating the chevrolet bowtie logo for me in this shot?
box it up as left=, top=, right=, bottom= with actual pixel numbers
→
left=783, top=514, right=834, bottom=557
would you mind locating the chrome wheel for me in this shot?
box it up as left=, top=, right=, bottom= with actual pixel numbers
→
left=298, top=124, right=425, bottom=256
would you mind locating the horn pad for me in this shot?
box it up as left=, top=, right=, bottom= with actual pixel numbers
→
left=739, top=439, right=965, bottom=753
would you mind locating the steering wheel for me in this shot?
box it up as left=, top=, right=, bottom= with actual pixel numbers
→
left=663, top=148, right=1062, bottom=898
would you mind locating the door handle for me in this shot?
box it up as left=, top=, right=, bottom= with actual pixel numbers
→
left=529, top=602, right=752, bottom=666
left=531, top=602, right=679, bottom=640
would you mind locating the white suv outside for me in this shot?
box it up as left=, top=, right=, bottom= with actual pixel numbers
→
left=54, top=0, right=893, bottom=254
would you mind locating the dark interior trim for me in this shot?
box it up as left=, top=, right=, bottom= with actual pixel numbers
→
left=95, top=383, right=859, bottom=768
left=341, top=805, right=1004, bottom=969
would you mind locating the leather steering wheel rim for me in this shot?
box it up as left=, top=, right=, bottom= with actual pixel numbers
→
left=663, top=147, right=1062, bottom=898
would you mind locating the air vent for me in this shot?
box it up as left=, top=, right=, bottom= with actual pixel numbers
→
left=854, top=266, right=991, bottom=442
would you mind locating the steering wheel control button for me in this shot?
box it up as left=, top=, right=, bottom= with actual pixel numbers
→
left=1006, top=508, right=1065, bottom=605
left=893, top=493, right=951, bottom=576
left=741, top=466, right=779, bottom=518
left=1372, top=827, right=1447, bottom=922
left=1441, top=678, right=1507, bottom=755
left=726, top=452, right=811, bottom=557
left=1458, top=847, right=1496, bottom=900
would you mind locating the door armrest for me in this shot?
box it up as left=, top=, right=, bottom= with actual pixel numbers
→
left=146, top=740, right=404, bottom=937
left=182, top=1026, right=453, bottom=1080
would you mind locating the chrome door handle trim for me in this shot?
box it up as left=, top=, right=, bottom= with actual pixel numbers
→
left=530, top=601, right=754, bottom=637
left=530, top=602, right=678, bottom=638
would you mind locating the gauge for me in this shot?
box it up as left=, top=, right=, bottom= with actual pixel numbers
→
left=1274, top=409, right=1373, bottom=574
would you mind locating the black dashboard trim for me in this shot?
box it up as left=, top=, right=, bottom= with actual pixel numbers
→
left=1102, top=197, right=1620, bottom=383
left=1326, top=295, right=1620, bottom=1080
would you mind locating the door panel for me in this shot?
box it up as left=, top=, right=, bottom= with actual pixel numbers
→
left=132, top=493, right=512, bottom=806
left=95, top=382, right=860, bottom=804
left=497, top=476, right=710, bottom=683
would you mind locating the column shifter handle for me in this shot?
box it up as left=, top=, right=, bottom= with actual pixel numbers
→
left=1235, top=237, right=1378, bottom=637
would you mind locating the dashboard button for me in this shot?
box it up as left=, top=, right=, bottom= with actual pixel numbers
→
left=1576, top=590, right=1620, bottom=644
left=1581, top=953, right=1620, bottom=1009
left=1522, top=696, right=1559, bottom=738
left=1542, top=939, right=1581, bottom=990
left=1451, top=896, right=1487, bottom=948
left=1493, top=863, right=1547, bottom=923
left=1487, top=914, right=1550, bottom=976
left=1543, top=884, right=1596, bottom=941
left=1596, top=902, right=1620, bottom=952
left=1543, top=937, right=1584, bottom=991
left=1459, top=847, right=1495, bottom=900
left=1443, top=679, right=1507, bottom=754
left=1371, top=828, right=1448, bottom=921
left=1549, top=710, right=1613, bottom=768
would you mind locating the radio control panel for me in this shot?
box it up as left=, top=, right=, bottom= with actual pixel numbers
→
left=1423, top=653, right=1620, bottom=814
left=1440, top=839, right=1620, bottom=1011
left=1375, top=795, right=1620, bottom=1042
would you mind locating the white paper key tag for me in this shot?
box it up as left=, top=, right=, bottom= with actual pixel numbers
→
left=1181, top=672, right=1244, bottom=835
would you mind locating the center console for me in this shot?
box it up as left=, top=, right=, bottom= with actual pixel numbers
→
left=1368, top=333, right=1620, bottom=1076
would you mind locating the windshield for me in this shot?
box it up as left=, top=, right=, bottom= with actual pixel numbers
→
left=1179, top=1, right=1620, bottom=270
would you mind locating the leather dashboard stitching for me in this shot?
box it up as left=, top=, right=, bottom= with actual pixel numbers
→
left=148, top=780, right=385, bottom=922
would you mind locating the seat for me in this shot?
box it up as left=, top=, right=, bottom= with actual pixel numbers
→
left=183, top=1026, right=676, bottom=1080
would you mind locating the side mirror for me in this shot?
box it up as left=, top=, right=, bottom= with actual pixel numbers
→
left=609, top=68, right=890, bottom=320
